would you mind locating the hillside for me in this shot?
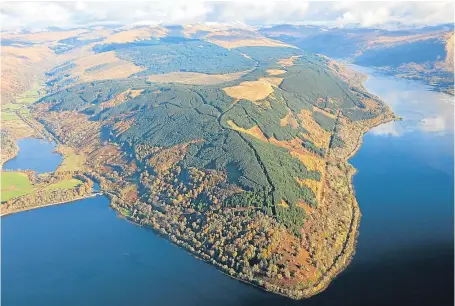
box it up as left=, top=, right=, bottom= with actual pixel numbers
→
left=1, top=25, right=395, bottom=299
left=261, top=24, right=454, bottom=95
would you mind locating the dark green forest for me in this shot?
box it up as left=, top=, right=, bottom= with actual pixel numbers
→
left=40, top=45, right=384, bottom=235
left=95, top=39, right=256, bottom=75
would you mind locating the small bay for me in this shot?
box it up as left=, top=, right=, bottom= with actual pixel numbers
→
left=3, top=138, right=62, bottom=173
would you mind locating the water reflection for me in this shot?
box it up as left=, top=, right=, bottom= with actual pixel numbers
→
left=352, top=65, right=454, bottom=138
left=3, top=138, right=62, bottom=173
left=370, top=122, right=403, bottom=137
left=420, top=116, right=446, bottom=133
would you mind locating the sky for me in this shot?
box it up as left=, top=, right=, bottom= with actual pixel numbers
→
left=1, top=1, right=454, bottom=31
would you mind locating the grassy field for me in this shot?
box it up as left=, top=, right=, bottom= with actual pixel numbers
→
left=2, top=103, right=22, bottom=110
left=46, top=178, right=82, bottom=190
left=1, top=171, right=83, bottom=203
left=55, top=147, right=86, bottom=173
left=1, top=108, right=30, bottom=121
left=1, top=112, right=20, bottom=121
left=1, top=172, right=35, bottom=202
left=16, top=84, right=45, bottom=104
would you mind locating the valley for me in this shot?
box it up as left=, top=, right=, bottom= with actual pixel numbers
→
left=261, top=24, right=454, bottom=95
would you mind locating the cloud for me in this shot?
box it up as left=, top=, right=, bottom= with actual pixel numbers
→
left=420, top=116, right=446, bottom=133
left=208, top=1, right=310, bottom=25
left=0, top=1, right=453, bottom=30
left=335, top=6, right=391, bottom=27
left=370, top=122, right=403, bottom=137
left=330, top=1, right=454, bottom=28
left=1, top=2, right=73, bottom=29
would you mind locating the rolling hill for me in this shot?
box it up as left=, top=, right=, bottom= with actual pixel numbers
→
left=2, top=24, right=396, bottom=299
left=261, top=24, right=454, bottom=94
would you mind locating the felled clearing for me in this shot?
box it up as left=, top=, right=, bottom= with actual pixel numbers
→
left=101, top=89, right=145, bottom=108
left=223, top=79, right=276, bottom=102
left=228, top=118, right=325, bottom=174
left=298, top=109, right=331, bottom=149
left=296, top=177, right=320, bottom=197
left=72, top=51, right=146, bottom=82
left=103, top=26, right=168, bottom=44
left=259, top=77, right=283, bottom=87
left=209, top=37, right=296, bottom=49
left=278, top=55, right=301, bottom=67
left=112, top=118, right=136, bottom=137
left=228, top=117, right=326, bottom=175
left=291, top=151, right=326, bottom=174
left=267, top=69, right=287, bottom=76
left=269, top=137, right=325, bottom=173
left=312, top=107, right=337, bottom=120
left=36, top=108, right=127, bottom=176
left=278, top=200, right=290, bottom=208
left=147, top=70, right=251, bottom=85
left=280, top=112, right=299, bottom=129
left=227, top=120, right=268, bottom=141
left=206, top=30, right=296, bottom=49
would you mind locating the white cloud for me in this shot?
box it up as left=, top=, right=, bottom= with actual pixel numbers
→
left=0, top=1, right=453, bottom=30
left=1, top=2, right=72, bottom=29
left=335, top=6, right=391, bottom=27
left=370, top=122, right=403, bottom=137
left=210, top=1, right=310, bottom=25
left=75, top=1, right=86, bottom=11
left=420, top=116, right=446, bottom=133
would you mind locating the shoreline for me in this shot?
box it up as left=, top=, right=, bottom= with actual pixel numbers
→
left=0, top=193, right=101, bottom=217
left=0, top=150, right=19, bottom=169
left=306, top=114, right=397, bottom=296
left=4, top=62, right=397, bottom=299
left=106, top=111, right=397, bottom=300
left=2, top=107, right=394, bottom=300
left=1, top=134, right=51, bottom=170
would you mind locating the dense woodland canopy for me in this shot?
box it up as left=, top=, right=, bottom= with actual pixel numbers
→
left=96, top=39, right=255, bottom=75
left=40, top=41, right=386, bottom=235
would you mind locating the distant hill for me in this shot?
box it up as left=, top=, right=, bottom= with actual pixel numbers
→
left=260, top=24, right=454, bottom=94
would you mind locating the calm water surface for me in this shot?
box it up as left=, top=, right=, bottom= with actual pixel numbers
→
left=2, top=67, right=453, bottom=306
left=3, top=138, right=62, bottom=173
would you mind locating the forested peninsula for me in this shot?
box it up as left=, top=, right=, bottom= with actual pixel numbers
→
left=1, top=26, right=397, bottom=299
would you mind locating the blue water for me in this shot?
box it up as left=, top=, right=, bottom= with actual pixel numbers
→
left=3, top=138, right=62, bottom=173
left=301, top=66, right=454, bottom=306
left=351, top=65, right=454, bottom=261
left=1, top=197, right=271, bottom=306
left=1, top=67, right=453, bottom=306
